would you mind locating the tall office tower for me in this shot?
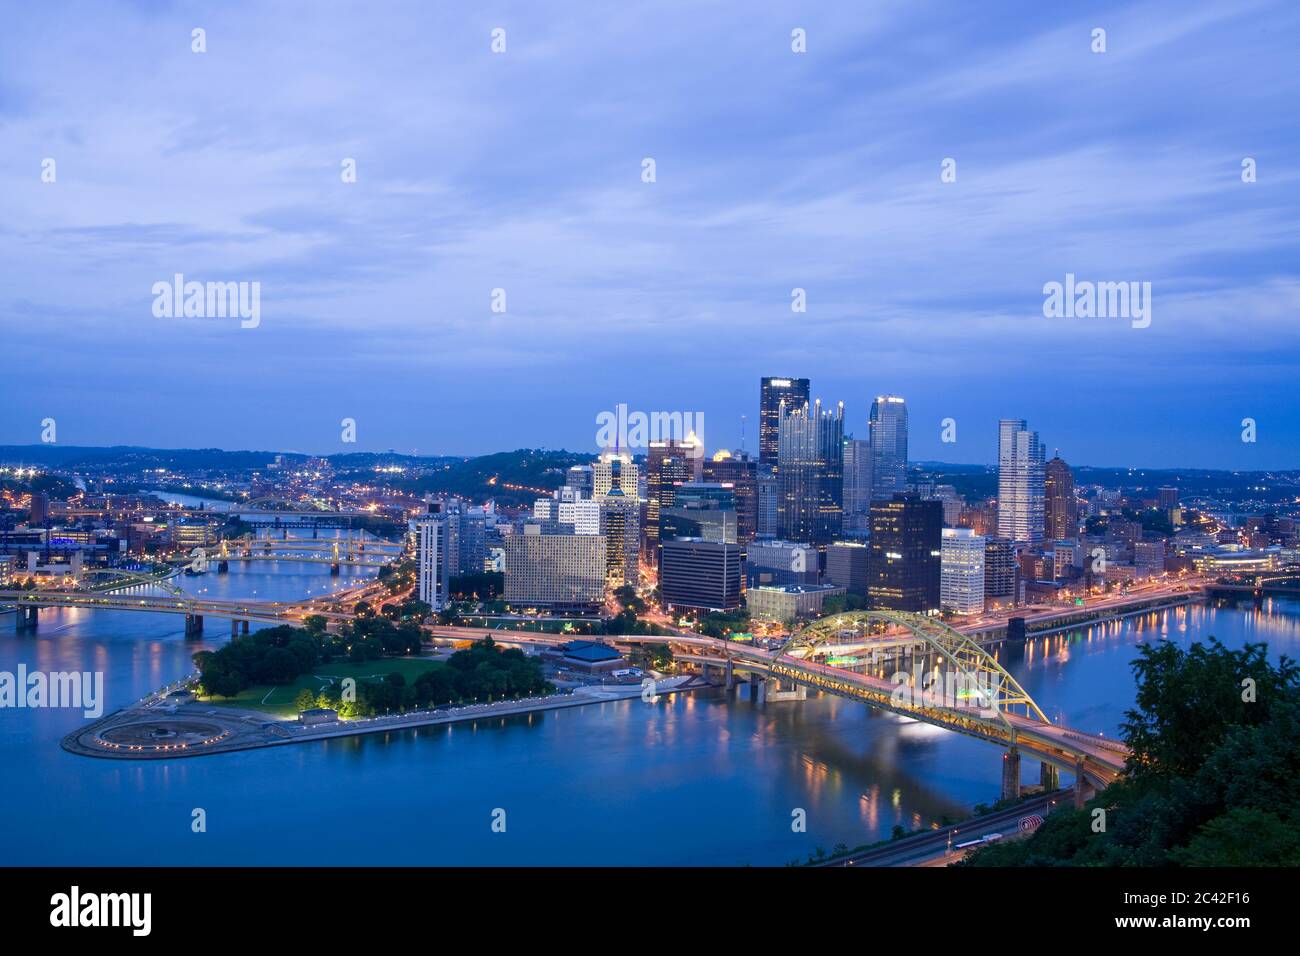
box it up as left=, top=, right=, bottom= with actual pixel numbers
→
left=29, top=492, right=50, bottom=526
left=867, top=396, right=908, bottom=501
left=459, top=507, right=488, bottom=573
left=1157, top=487, right=1179, bottom=510
left=867, top=493, right=942, bottom=612
left=826, top=541, right=870, bottom=597
left=983, top=537, right=1017, bottom=607
left=759, top=376, right=810, bottom=466
left=593, top=448, right=639, bottom=500
left=997, top=419, right=1046, bottom=546
left=777, top=399, right=844, bottom=546
left=703, top=450, right=757, bottom=543
left=841, top=437, right=872, bottom=527
left=660, top=482, right=737, bottom=545
left=755, top=464, right=780, bottom=537
left=940, top=528, right=986, bottom=615
left=645, top=438, right=702, bottom=569
left=438, top=498, right=466, bottom=576
left=415, top=514, right=449, bottom=610
left=565, top=464, right=594, bottom=497
left=597, top=455, right=639, bottom=590
left=1044, top=452, right=1077, bottom=543
left=503, top=524, right=606, bottom=611
left=660, top=538, right=742, bottom=612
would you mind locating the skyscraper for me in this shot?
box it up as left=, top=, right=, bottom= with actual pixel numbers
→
left=703, top=450, right=757, bottom=543
left=867, top=493, right=942, bottom=612
left=868, top=396, right=908, bottom=501
left=984, top=536, right=1017, bottom=607
left=415, top=514, right=449, bottom=610
left=660, top=482, right=737, bottom=544
left=1044, top=452, right=1077, bottom=543
left=593, top=448, right=638, bottom=500
left=777, top=398, right=844, bottom=546
left=759, top=377, right=810, bottom=466
left=841, top=436, right=872, bottom=526
left=940, top=528, right=986, bottom=615
left=594, top=452, right=639, bottom=590
left=646, top=437, right=702, bottom=570
left=997, top=419, right=1046, bottom=546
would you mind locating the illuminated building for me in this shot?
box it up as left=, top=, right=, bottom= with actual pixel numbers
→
left=746, top=584, right=846, bottom=623
left=984, top=537, right=1016, bottom=606
left=826, top=541, right=870, bottom=596
left=1044, top=453, right=1077, bottom=542
left=777, top=398, right=844, bottom=546
left=867, top=396, right=908, bottom=501
left=940, top=528, right=986, bottom=615
left=703, top=450, right=757, bottom=543
left=503, top=524, right=606, bottom=610
left=645, top=437, right=702, bottom=570
left=415, top=513, right=449, bottom=610
left=997, top=419, right=1046, bottom=546
left=759, top=376, right=810, bottom=466
left=868, top=494, right=942, bottom=613
left=660, top=538, right=742, bottom=612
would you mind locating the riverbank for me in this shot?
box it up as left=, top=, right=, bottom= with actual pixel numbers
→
left=61, top=673, right=710, bottom=760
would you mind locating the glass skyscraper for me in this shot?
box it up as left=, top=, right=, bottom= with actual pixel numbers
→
left=759, top=376, right=810, bottom=467
left=868, top=395, right=908, bottom=501
left=776, top=398, right=844, bottom=545
left=997, top=419, right=1046, bottom=546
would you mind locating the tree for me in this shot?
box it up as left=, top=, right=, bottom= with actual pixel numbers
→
left=965, top=638, right=1300, bottom=867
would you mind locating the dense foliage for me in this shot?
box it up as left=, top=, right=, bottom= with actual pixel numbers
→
left=193, top=616, right=424, bottom=698
left=295, top=636, right=551, bottom=716
left=965, top=638, right=1300, bottom=866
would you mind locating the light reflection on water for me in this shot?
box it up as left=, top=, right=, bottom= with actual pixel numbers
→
left=2, top=564, right=1297, bottom=865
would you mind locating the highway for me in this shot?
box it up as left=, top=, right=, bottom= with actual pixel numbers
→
left=824, top=790, right=1069, bottom=867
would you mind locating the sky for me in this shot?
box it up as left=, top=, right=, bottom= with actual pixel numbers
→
left=1, top=0, right=1298, bottom=469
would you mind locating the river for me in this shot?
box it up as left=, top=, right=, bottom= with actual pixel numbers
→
left=3, top=550, right=1298, bottom=865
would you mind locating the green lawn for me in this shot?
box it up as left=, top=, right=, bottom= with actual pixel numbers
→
left=197, top=657, right=444, bottom=717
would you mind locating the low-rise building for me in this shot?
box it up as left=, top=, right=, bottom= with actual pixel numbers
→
left=746, top=584, right=846, bottom=623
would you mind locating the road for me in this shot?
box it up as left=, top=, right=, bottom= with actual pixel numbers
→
left=824, top=790, right=1069, bottom=867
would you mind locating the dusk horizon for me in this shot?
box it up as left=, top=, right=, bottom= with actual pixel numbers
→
left=2, top=0, right=1296, bottom=925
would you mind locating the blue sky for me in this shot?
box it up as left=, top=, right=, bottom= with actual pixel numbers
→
left=1, top=0, right=1297, bottom=468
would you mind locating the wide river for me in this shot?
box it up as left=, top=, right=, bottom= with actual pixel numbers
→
left=3, top=550, right=1298, bottom=866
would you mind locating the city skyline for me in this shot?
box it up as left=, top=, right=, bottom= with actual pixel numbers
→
left=2, top=1, right=1298, bottom=468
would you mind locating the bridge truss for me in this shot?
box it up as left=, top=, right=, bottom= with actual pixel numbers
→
left=771, top=611, right=1050, bottom=739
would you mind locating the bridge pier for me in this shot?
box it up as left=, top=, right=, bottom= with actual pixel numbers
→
left=1001, top=746, right=1021, bottom=801
left=725, top=657, right=734, bottom=690
left=1040, top=761, right=1060, bottom=792
left=184, top=613, right=204, bottom=637
left=1073, top=759, right=1093, bottom=808
left=241, top=620, right=249, bottom=634
left=217, top=560, right=229, bottom=574
left=330, top=563, right=341, bottom=576
left=14, top=606, right=39, bottom=632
